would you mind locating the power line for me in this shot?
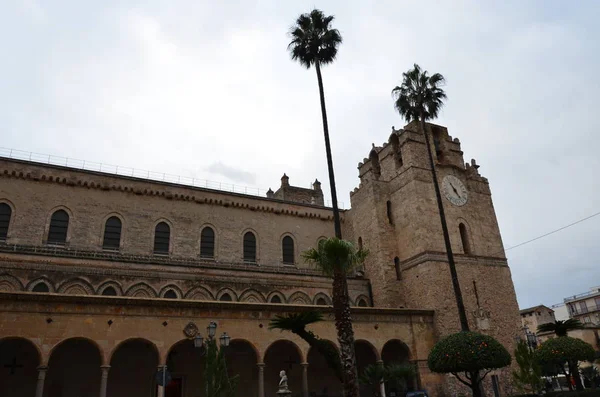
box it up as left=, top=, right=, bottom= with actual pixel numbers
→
left=503, top=210, right=600, bottom=254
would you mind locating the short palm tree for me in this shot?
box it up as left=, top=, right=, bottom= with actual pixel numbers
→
left=269, top=311, right=343, bottom=381
left=538, top=319, right=585, bottom=336
left=302, top=237, right=369, bottom=397
left=391, top=65, right=469, bottom=332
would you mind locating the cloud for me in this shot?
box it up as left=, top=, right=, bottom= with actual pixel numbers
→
left=206, top=162, right=257, bottom=185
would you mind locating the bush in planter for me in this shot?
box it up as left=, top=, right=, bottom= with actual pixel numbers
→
left=427, top=331, right=511, bottom=397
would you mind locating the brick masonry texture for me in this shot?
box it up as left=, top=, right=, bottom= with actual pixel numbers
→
left=0, top=121, right=522, bottom=396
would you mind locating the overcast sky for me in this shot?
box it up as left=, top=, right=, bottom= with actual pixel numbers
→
left=2, top=1, right=599, bottom=310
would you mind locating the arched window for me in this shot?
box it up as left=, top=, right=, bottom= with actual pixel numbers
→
left=164, top=289, right=177, bottom=299
left=32, top=282, right=50, bottom=293
left=369, top=150, right=381, bottom=178
left=48, top=210, right=69, bottom=245
left=154, top=222, right=170, bottom=254
left=459, top=223, right=472, bottom=254
left=0, top=203, right=11, bottom=241
left=102, top=216, right=122, bottom=250
left=316, top=297, right=327, bottom=306
left=270, top=295, right=282, bottom=304
left=357, top=298, right=368, bottom=307
left=200, top=227, right=215, bottom=258
left=219, top=293, right=232, bottom=302
left=394, top=256, right=401, bottom=280
left=101, top=286, right=117, bottom=296
left=386, top=201, right=393, bottom=225
left=243, top=232, right=256, bottom=262
left=282, top=236, right=294, bottom=264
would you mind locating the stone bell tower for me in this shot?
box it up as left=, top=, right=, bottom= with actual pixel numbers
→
left=348, top=121, right=521, bottom=389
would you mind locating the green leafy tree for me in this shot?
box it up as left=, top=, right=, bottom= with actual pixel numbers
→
left=269, top=311, right=343, bottom=382
left=534, top=336, right=595, bottom=391
left=301, top=237, right=368, bottom=397
left=358, top=363, right=415, bottom=397
left=392, top=65, right=469, bottom=333
left=512, top=340, right=543, bottom=394
left=288, top=11, right=359, bottom=397
left=204, top=339, right=239, bottom=397
left=427, top=332, right=511, bottom=397
left=537, top=319, right=585, bottom=337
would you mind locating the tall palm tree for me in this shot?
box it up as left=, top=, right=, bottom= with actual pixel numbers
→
left=391, top=64, right=470, bottom=332
left=537, top=319, right=585, bottom=337
left=302, top=237, right=369, bottom=397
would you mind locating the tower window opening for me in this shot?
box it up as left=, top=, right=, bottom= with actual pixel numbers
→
left=394, top=256, right=401, bottom=280
left=386, top=201, right=393, bottom=225
left=459, top=223, right=471, bottom=254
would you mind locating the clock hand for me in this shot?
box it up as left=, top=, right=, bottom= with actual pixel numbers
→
left=450, top=184, right=460, bottom=197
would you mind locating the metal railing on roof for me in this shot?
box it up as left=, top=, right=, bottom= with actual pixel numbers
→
left=564, top=289, right=600, bottom=303
left=0, top=147, right=344, bottom=208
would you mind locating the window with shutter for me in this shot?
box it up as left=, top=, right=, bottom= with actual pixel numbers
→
left=48, top=210, right=69, bottom=245
left=102, top=216, right=122, bottom=250
left=154, top=222, right=170, bottom=254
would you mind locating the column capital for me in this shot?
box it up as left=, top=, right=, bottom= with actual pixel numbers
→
left=376, top=360, right=384, bottom=365
left=100, top=365, right=111, bottom=370
left=300, top=362, right=309, bottom=368
left=256, top=362, right=266, bottom=368
left=37, top=365, right=48, bottom=372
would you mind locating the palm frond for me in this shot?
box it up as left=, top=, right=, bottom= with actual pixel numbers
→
left=287, top=9, right=342, bottom=69
left=392, top=64, right=447, bottom=123
left=302, top=237, right=369, bottom=277
left=537, top=319, right=585, bottom=337
left=268, top=311, right=324, bottom=332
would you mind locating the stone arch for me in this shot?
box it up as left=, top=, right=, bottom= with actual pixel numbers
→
left=307, top=339, right=342, bottom=396
left=57, top=278, right=94, bottom=295
left=216, top=287, right=238, bottom=302
left=0, top=198, right=16, bottom=241
left=125, top=282, right=157, bottom=298
left=239, top=288, right=266, bottom=303
left=184, top=286, right=215, bottom=301
left=107, top=337, right=159, bottom=365
left=287, top=291, right=311, bottom=305
left=313, top=292, right=332, bottom=306
left=107, top=338, right=159, bottom=397
left=355, top=339, right=380, bottom=396
left=381, top=339, right=412, bottom=362
left=100, top=212, right=125, bottom=250
left=369, top=149, right=381, bottom=178
left=267, top=291, right=285, bottom=304
left=0, top=273, right=24, bottom=292
left=264, top=340, right=304, bottom=396
left=354, top=294, right=370, bottom=307
left=0, top=337, right=42, bottom=396
left=159, top=284, right=183, bottom=299
left=96, top=280, right=123, bottom=296
left=0, top=336, right=42, bottom=365
left=48, top=337, right=105, bottom=366
left=26, top=277, right=55, bottom=293
left=43, top=205, right=73, bottom=245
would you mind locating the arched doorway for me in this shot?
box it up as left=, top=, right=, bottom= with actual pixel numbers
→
left=0, top=337, right=40, bottom=397
left=45, top=338, right=102, bottom=397
left=107, top=338, right=159, bottom=397
left=264, top=340, right=302, bottom=397
left=381, top=339, right=414, bottom=395
left=307, top=340, right=342, bottom=397
left=355, top=340, right=378, bottom=397
left=166, top=339, right=205, bottom=397
left=224, top=339, right=259, bottom=397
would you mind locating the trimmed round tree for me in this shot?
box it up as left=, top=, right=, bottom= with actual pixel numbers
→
left=428, top=332, right=511, bottom=397
left=534, top=336, right=595, bottom=391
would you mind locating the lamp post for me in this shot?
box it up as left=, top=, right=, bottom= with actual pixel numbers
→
left=191, top=321, right=231, bottom=397
left=516, top=325, right=538, bottom=352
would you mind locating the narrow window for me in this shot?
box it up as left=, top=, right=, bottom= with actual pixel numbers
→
left=243, top=232, right=256, bottom=262
left=282, top=236, right=295, bottom=264
left=219, top=293, right=232, bottom=302
left=357, top=298, right=368, bottom=307
left=316, top=297, right=327, bottom=306
left=101, top=287, right=117, bottom=296
left=0, top=203, right=11, bottom=241
left=154, top=222, right=170, bottom=254
left=394, top=256, right=401, bottom=280
left=270, top=295, right=282, bottom=304
left=459, top=223, right=471, bottom=254
left=358, top=237, right=363, bottom=250
left=200, top=227, right=215, bottom=258
left=48, top=210, right=69, bottom=245
left=102, top=216, right=122, bottom=250
left=386, top=201, right=393, bottom=225
left=369, top=150, right=381, bottom=178
left=32, top=282, right=50, bottom=293
left=164, top=289, right=177, bottom=299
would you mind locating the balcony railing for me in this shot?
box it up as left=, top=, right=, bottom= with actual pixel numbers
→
left=564, top=289, right=600, bottom=303
left=569, top=304, right=600, bottom=315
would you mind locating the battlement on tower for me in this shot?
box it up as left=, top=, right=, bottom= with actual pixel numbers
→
left=267, top=174, right=324, bottom=206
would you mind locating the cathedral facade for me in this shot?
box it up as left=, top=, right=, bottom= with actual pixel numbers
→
left=0, top=122, right=521, bottom=397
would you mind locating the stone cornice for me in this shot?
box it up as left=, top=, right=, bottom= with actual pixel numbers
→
left=400, top=251, right=508, bottom=271
left=0, top=291, right=435, bottom=321
left=0, top=158, right=344, bottom=220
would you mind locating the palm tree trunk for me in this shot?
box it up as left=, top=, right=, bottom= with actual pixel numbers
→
left=293, top=328, right=343, bottom=382
left=419, top=116, right=470, bottom=332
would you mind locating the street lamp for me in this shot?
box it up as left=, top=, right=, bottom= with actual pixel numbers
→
left=191, top=321, right=230, bottom=353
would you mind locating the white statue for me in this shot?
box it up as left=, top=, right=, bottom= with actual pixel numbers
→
left=278, top=370, right=289, bottom=392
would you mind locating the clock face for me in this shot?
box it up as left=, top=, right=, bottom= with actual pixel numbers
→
left=442, top=175, right=468, bottom=206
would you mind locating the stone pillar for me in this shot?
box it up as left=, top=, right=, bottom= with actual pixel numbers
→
left=35, top=366, right=48, bottom=397
left=157, top=364, right=167, bottom=397
left=257, top=363, right=265, bottom=397
left=301, top=362, right=309, bottom=397
left=377, top=360, right=386, bottom=397
left=99, top=365, right=110, bottom=397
